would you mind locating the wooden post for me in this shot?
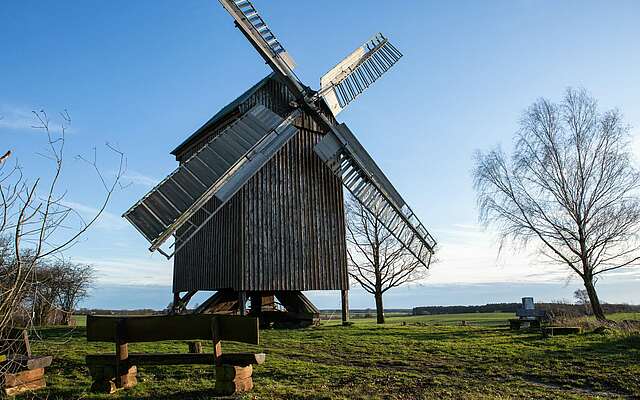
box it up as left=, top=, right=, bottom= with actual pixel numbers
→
left=262, top=294, right=275, bottom=311
left=114, top=319, right=134, bottom=388
left=171, top=292, right=180, bottom=314
left=21, top=330, right=31, bottom=357
left=249, top=293, right=262, bottom=315
left=188, top=341, right=203, bottom=354
left=238, top=291, right=247, bottom=316
left=211, top=317, right=223, bottom=367
left=341, top=289, right=350, bottom=325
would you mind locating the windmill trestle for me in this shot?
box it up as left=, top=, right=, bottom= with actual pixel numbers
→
left=190, top=290, right=320, bottom=329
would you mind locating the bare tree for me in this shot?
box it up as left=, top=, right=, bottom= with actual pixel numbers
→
left=1, top=110, right=124, bottom=360
left=56, top=261, right=95, bottom=325
left=30, top=261, right=64, bottom=326
left=24, top=259, right=94, bottom=326
left=346, top=197, right=427, bottom=324
left=473, top=88, right=640, bottom=321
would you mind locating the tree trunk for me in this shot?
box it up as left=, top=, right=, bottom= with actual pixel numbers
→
left=583, top=277, right=606, bottom=321
left=374, top=291, right=385, bottom=324
left=62, top=312, right=71, bottom=326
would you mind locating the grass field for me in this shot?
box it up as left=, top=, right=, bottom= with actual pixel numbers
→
left=19, top=312, right=640, bottom=399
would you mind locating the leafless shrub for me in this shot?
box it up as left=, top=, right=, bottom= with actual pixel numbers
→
left=0, top=110, right=124, bottom=371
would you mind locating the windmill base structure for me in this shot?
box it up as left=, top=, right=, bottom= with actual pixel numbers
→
left=122, top=0, right=436, bottom=328
left=169, top=74, right=348, bottom=327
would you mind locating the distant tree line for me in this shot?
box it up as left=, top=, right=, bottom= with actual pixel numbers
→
left=1, top=253, right=95, bottom=326
left=412, top=302, right=640, bottom=316
left=75, top=309, right=159, bottom=316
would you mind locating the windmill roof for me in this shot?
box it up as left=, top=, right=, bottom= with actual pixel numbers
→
left=170, top=73, right=275, bottom=156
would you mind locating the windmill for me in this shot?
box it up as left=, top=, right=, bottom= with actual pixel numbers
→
left=123, top=0, right=436, bottom=326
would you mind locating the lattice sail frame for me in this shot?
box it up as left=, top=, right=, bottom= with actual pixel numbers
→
left=314, top=124, right=436, bottom=267
left=319, top=33, right=403, bottom=116
left=124, top=0, right=436, bottom=265
left=123, top=105, right=299, bottom=257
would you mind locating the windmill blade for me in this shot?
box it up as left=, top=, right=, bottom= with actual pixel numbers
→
left=123, top=104, right=299, bottom=258
left=218, top=0, right=296, bottom=77
left=319, top=33, right=403, bottom=116
left=314, top=123, right=436, bottom=267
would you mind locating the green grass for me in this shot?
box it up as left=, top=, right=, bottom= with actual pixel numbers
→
left=19, top=313, right=640, bottom=399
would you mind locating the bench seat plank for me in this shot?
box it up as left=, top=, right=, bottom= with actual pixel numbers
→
left=1, top=355, right=52, bottom=372
left=86, top=352, right=265, bottom=366
left=87, top=315, right=259, bottom=344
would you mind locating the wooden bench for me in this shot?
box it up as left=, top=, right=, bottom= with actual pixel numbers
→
left=509, top=318, right=541, bottom=330
left=1, top=329, right=53, bottom=396
left=85, top=314, right=265, bottom=395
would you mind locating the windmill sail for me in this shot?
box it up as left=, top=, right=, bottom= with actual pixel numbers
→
left=123, top=105, right=299, bottom=257
left=319, top=33, right=403, bottom=116
left=315, top=123, right=436, bottom=266
left=218, top=0, right=297, bottom=78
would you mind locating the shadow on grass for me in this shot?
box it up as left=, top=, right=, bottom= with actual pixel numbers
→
left=575, top=332, right=640, bottom=355
left=40, top=387, right=224, bottom=400
left=34, top=326, right=86, bottom=340
left=342, top=327, right=508, bottom=342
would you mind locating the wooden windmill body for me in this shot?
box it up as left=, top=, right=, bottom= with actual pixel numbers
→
left=171, top=75, right=347, bottom=325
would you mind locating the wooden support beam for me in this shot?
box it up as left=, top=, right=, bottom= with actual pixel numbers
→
left=2, top=355, right=52, bottom=373
left=3, top=368, right=44, bottom=387
left=171, top=291, right=197, bottom=314
left=249, top=293, right=262, bottom=315
left=238, top=291, right=247, bottom=316
left=194, top=289, right=238, bottom=314
left=215, top=364, right=252, bottom=380
left=21, top=330, right=31, bottom=357
left=219, top=352, right=265, bottom=366
left=212, top=318, right=222, bottom=367
left=114, top=319, right=134, bottom=388
left=262, top=294, right=275, bottom=311
left=341, top=289, right=350, bottom=325
left=188, top=341, right=203, bottom=354
left=173, top=292, right=180, bottom=310
left=3, top=378, right=46, bottom=396
left=86, top=352, right=265, bottom=366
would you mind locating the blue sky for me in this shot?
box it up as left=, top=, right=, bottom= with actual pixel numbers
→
left=2, top=1, right=640, bottom=309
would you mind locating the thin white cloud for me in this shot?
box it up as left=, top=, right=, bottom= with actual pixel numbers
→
left=61, top=200, right=127, bottom=231
left=123, top=170, right=159, bottom=188
left=73, top=255, right=172, bottom=285
left=425, top=221, right=640, bottom=287
left=0, top=105, right=34, bottom=131
left=0, top=104, right=68, bottom=134
left=426, top=223, right=576, bottom=285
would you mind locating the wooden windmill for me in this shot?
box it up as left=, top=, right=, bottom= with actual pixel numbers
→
left=123, top=0, right=437, bottom=326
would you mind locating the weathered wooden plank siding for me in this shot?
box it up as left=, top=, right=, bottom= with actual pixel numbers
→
left=172, top=193, right=244, bottom=291
left=240, top=129, right=347, bottom=291
left=173, top=77, right=348, bottom=293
